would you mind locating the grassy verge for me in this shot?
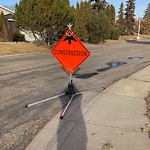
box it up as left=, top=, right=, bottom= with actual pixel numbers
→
left=0, top=35, right=149, bottom=56
left=0, top=40, right=122, bottom=56
left=0, top=42, right=49, bottom=56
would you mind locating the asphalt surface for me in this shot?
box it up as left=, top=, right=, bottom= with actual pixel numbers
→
left=0, top=41, right=150, bottom=149
left=26, top=65, right=150, bottom=150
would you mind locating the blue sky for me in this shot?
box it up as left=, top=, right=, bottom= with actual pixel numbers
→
left=0, top=0, right=20, bottom=6
left=106, top=0, right=150, bottom=18
left=70, top=0, right=150, bottom=18
left=0, top=0, right=149, bottom=18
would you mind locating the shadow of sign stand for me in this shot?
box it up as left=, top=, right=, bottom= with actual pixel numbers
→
left=25, top=24, right=104, bottom=119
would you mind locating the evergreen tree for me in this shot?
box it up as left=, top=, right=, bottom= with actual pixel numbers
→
left=88, top=11, right=112, bottom=43
left=74, top=1, right=92, bottom=42
left=117, top=2, right=126, bottom=35
left=15, top=0, right=73, bottom=44
left=0, top=12, right=13, bottom=41
left=0, top=12, right=6, bottom=31
left=109, top=4, right=120, bottom=40
left=143, top=3, right=150, bottom=35
left=49, top=0, right=74, bottom=39
left=105, top=4, right=115, bottom=26
left=88, top=0, right=119, bottom=43
left=144, top=3, right=150, bottom=19
left=105, top=5, right=111, bottom=19
left=125, top=0, right=136, bottom=35
left=90, top=0, right=108, bottom=11
left=110, top=5, right=116, bottom=26
left=0, top=12, right=4, bottom=31
left=15, top=0, right=55, bottom=41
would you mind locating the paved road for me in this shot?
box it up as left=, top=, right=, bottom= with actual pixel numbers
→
left=0, top=41, right=150, bottom=150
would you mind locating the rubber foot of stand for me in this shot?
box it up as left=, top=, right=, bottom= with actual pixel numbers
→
left=60, top=116, right=63, bottom=119
left=25, top=105, right=28, bottom=108
left=65, top=92, right=75, bottom=95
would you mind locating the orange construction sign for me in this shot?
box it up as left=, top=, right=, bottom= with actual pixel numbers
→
left=51, top=29, right=90, bottom=74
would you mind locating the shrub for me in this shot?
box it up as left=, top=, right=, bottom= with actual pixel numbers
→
left=0, top=12, right=5, bottom=32
left=0, top=15, right=3, bottom=31
left=88, top=11, right=112, bottom=44
left=13, top=33, right=25, bottom=42
left=110, top=29, right=120, bottom=40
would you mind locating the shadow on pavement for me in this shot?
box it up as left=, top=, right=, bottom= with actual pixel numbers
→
left=73, top=72, right=98, bottom=79
left=57, top=85, right=87, bottom=150
left=125, top=40, right=150, bottom=45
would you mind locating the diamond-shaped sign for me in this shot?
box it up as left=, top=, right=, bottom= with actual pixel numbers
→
left=51, top=29, right=90, bottom=74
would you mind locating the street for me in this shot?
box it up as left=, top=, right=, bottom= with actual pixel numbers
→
left=0, top=41, right=150, bottom=150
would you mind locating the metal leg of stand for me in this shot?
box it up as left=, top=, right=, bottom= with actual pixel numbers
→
left=60, top=94, right=75, bottom=119
left=60, top=87, right=105, bottom=119
left=75, top=87, right=105, bottom=95
left=25, top=93, right=66, bottom=108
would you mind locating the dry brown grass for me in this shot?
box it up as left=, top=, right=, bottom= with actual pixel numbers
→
left=0, top=35, right=149, bottom=56
left=120, top=34, right=150, bottom=41
left=0, top=42, right=50, bottom=56
left=104, top=39, right=122, bottom=45
left=0, top=41, right=121, bottom=56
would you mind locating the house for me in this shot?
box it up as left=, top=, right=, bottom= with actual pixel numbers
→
left=0, top=5, right=18, bottom=32
left=0, top=5, right=14, bottom=15
left=0, top=5, right=37, bottom=41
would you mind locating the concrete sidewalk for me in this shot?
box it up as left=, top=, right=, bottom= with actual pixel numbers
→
left=26, top=66, right=150, bottom=150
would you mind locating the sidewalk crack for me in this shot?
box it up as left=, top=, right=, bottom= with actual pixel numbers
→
left=85, top=121, right=139, bottom=133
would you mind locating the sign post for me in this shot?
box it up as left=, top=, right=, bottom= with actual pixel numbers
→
left=25, top=24, right=104, bottom=119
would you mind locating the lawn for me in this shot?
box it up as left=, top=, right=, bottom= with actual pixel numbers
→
left=0, top=42, right=49, bottom=56
left=0, top=35, right=149, bottom=56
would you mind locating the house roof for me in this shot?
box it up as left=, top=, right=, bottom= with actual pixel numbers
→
left=0, top=5, right=14, bottom=14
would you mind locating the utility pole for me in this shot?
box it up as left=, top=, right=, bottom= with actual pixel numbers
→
left=137, top=17, right=141, bottom=40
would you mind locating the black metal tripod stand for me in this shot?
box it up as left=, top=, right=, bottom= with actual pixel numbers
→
left=25, top=74, right=105, bottom=119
